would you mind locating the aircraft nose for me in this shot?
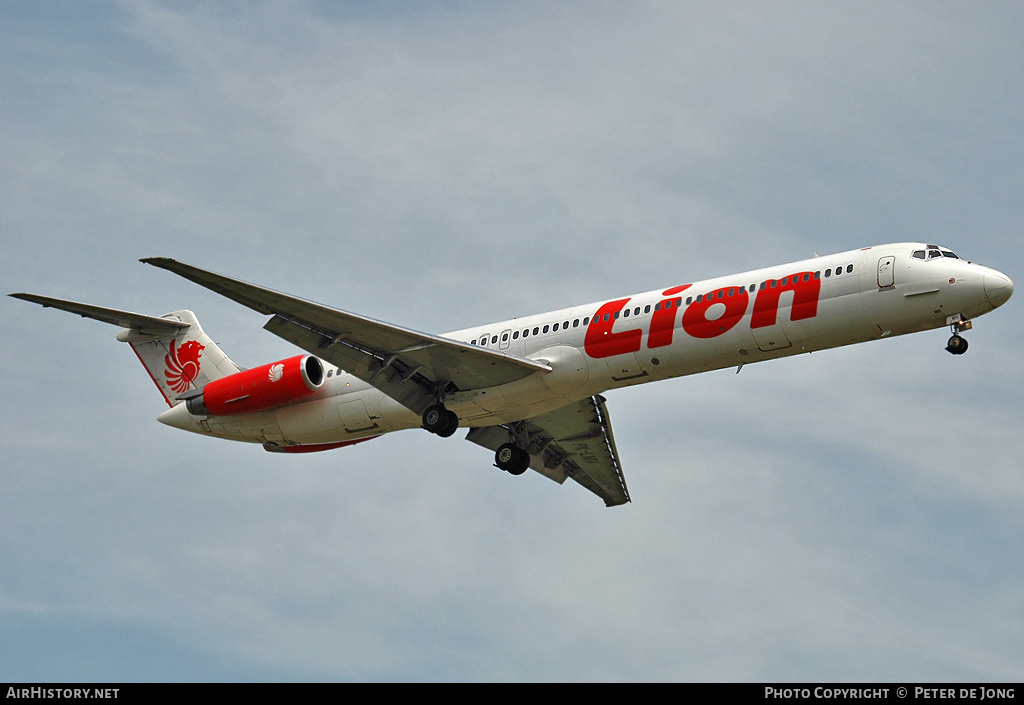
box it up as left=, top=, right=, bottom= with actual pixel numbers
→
left=984, top=269, right=1014, bottom=308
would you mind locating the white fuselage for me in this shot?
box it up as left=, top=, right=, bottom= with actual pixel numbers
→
left=158, top=243, right=1013, bottom=447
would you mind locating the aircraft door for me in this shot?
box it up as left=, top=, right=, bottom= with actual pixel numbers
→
left=499, top=329, right=512, bottom=350
left=878, top=256, right=896, bottom=289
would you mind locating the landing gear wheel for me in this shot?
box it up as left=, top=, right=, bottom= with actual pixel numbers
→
left=495, top=443, right=530, bottom=475
left=422, top=404, right=456, bottom=435
left=946, top=335, right=969, bottom=355
left=436, top=410, right=459, bottom=438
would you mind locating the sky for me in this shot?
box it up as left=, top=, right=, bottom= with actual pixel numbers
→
left=1, top=0, right=1022, bottom=682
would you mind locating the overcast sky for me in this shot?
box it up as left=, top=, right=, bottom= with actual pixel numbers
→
left=2, top=1, right=1022, bottom=682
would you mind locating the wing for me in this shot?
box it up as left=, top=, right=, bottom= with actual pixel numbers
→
left=140, top=258, right=550, bottom=414
left=9, top=293, right=189, bottom=335
left=466, top=395, right=631, bottom=507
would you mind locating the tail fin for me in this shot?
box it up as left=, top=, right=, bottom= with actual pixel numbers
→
left=9, top=294, right=240, bottom=407
left=121, top=310, right=241, bottom=407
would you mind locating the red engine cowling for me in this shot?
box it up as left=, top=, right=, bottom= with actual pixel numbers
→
left=185, top=354, right=324, bottom=416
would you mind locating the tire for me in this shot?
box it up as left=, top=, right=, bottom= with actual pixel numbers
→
left=422, top=404, right=452, bottom=434
left=496, top=443, right=530, bottom=475
left=946, top=335, right=968, bottom=355
left=436, top=410, right=459, bottom=438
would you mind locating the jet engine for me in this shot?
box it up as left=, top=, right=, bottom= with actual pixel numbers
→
left=184, top=354, right=324, bottom=416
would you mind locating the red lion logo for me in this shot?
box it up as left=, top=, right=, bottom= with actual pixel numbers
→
left=165, top=339, right=205, bottom=393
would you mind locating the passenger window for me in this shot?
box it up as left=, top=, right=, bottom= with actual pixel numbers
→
left=583, top=317, right=590, bottom=325
left=564, top=321, right=569, bottom=328
left=543, top=325, right=549, bottom=333
left=533, top=327, right=539, bottom=335
left=847, top=264, right=854, bottom=273
left=513, top=331, right=519, bottom=340
left=491, top=336, right=498, bottom=344
left=643, top=306, right=650, bottom=314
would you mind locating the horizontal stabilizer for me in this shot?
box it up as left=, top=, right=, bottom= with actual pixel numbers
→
left=9, top=293, right=190, bottom=335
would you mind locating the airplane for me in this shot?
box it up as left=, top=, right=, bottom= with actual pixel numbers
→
left=10, top=243, right=1013, bottom=507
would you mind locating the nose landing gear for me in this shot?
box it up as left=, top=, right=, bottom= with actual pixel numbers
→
left=946, top=334, right=969, bottom=355
left=945, top=314, right=972, bottom=356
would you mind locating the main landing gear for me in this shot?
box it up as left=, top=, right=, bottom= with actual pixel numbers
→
left=945, top=314, right=972, bottom=356
left=495, top=443, right=530, bottom=475
left=421, top=404, right=459, bottom=438
left=493, top=421, right=532, bottom=475
left=422, top=404, right=531, bottom=476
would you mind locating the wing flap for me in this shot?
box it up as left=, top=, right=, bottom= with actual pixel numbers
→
left=466, top=395, right=631, bottom=507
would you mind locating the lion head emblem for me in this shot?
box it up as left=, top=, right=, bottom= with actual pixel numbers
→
left=165, top=339, right=206, bottom=393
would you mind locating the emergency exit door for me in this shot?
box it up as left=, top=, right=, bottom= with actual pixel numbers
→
left=878, top=256, right=896, bottom=289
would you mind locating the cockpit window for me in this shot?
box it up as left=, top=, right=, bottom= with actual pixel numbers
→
left=921, top=245, right=961, bottom=261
